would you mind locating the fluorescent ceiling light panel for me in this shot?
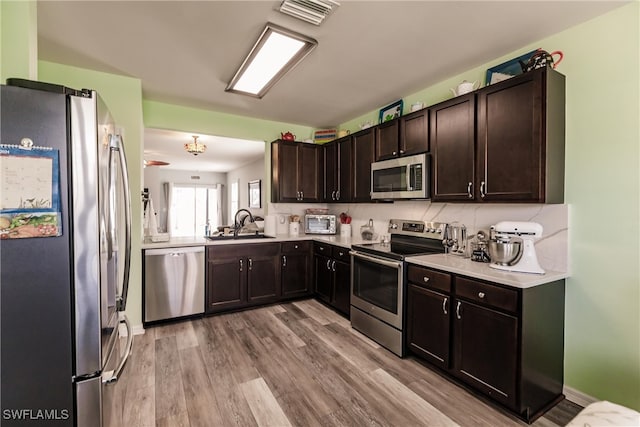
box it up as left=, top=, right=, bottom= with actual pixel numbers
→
left=226, top=23, right=317, bottom=98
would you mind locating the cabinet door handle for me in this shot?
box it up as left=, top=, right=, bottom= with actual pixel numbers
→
left=480, top=181, right=486, bottom=199
left=442, top=297, right=448, bottom=315
left=399, top=149, right=405, bottom=154
left=456, top=301, right=462, bottom=320
left=326, top=259, right=331, bottom=270
left=248, top=258, right=253, bottom=271
left=331, top=190, right=336, bottom=201
left=294, top=244, right=298, bottom=249
left=423, top=276, right=430, bottom=283
left=300, top=191, right=304, bottom=200
left=336, top=190, right=340, bottom=200
left=392, top=151, right=397, bottom=156
left=331, top=260, right=336, bottom=272
left=282, top=255, right=287, bottom=267
left=478, top=292, right=485, bottom=299
left=239, top=259, right=243, bottom=272
left=467, top=182, right=473, bottom=199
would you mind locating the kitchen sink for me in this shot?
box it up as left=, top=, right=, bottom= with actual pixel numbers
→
left=204, top=233, right=274, bottom=241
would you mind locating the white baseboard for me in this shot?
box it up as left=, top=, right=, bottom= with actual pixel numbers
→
left=131, top=324, right=145, bottom=335
left=564, top=385, right=598, bottom=407
left=118, top=322, right=146, bottom=337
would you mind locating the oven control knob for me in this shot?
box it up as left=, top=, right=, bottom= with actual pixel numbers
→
left=390, top=223, right=398, bottom=229
left=435, top=229, right=442, bottom=234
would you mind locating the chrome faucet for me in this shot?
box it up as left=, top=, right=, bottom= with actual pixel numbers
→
left=233, top=209, right=254, bottom=237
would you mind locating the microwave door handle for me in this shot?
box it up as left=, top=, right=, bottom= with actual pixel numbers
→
left=111, top=135, right=132, bottom=312
left=406, top=165, right=412, bottom=191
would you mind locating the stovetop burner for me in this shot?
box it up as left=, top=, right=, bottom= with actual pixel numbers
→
left=352, top=219, right=448, bottom=261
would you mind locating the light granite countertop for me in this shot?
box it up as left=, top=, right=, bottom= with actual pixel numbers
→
left=142, top=235, right=568, bottom=289
left=141, top=233, right=377, bottom=250
left=407, top=253, right=569, bottom=289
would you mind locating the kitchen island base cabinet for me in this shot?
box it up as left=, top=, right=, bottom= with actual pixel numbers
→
left=405, top=264, right=565, bottom=423
left=206, top=243, right=280, bottom=314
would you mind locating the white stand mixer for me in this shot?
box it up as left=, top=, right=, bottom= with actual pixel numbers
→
left=489, top=221, right=545, bottom=275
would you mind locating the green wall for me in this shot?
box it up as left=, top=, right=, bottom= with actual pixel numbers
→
left=143, top=100, right=314, bottom=144
left=0, top=0, right=37, bottom=81
left=38, top=61, right=145, bottom=332
left=341, top=3, right=640, bottom=409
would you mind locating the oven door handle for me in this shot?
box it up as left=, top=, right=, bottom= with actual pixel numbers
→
left=350, top=251, right=403, bottom=269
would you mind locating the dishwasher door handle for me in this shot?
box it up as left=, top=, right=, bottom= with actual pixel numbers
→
left=145, top=246, right=205, bottom=256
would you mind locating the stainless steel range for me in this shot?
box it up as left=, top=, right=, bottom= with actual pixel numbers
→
left=350, top=219, right=448, bottom=356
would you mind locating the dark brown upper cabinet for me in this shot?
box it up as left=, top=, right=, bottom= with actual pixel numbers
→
left=430, top=94, right=476, bottom=202
left=375, top=109, right=429, bottom=161
left=351, top=128, right=376, bottom=202
left=323, top=136, right=352, bottom=203
left=476, top=67, right=565, bottom=203
left=271, top=139, right=324, bottom=203
left=431, top=67, right=565, bottom=203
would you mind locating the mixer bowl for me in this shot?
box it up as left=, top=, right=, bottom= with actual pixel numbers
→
left=488, top=240, right=523, bottom=265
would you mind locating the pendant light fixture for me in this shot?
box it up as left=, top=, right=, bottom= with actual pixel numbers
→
left=184, top=135, right=206, bottom=156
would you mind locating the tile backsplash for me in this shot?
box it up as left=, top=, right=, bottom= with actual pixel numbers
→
left=268, top=201, right=568, bottom=273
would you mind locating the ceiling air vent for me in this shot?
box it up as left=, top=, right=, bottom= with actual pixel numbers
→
left=279, top=0, right=340, bottom=26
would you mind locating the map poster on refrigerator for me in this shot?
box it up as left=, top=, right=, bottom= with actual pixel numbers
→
left=0, top=141, right=62, bottom=239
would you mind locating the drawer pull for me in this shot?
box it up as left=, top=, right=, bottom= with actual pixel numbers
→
left=282, top=255, right=287, bottom=267
left=294, top=244, right=298, bottom=249
left=442, top=297, right=448, bottom=315
left=456, top=301, right=462, bottom=320
left=478, top=292, right=485, bottom=299
left=239, top=259, right=243, bottom=272
left=339, top=251, right=344, bottom=256
left=423, top=276, right=430, bottom=283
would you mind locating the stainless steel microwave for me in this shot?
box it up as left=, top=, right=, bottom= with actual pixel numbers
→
left=304, top=214, right=337, bottom=234
left=370, top=153, right=430, bottom=200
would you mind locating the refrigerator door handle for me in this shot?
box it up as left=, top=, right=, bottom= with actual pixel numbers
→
left=102, top=313, right=134, bottom=384
left=111, top=134, right=132, bottom=312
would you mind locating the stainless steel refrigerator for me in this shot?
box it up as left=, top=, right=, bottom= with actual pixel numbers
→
left=0, top=79, right=133, bottom=426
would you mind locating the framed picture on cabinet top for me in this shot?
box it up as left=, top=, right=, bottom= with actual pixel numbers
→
left=485, top=49, right=538, bottom=86
left=248, top=179, right=261, bottom=208
left=378, top=99, right=403, bottom=124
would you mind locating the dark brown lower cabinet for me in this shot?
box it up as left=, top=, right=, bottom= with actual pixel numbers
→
left=281, top=241, right=313, bottom=299
left=406, top=264, right=565, bottom=423
left=206, top=243, right=280, bottom=314
left=453, top=299, right=518, bottom=408
left=313, top=242, right=351, bottom=317
left=406, top=284, right=450, bottom=370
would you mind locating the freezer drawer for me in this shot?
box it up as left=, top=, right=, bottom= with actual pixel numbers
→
left=144, top=246, right=205, bottom=323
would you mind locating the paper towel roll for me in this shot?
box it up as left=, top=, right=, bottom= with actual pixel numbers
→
left=264, top=215, right=277, bottom=236
left=146, top=199, right=159, bottom=237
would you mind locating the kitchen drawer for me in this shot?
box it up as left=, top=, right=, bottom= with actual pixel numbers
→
left=455, top=276, right=518, bottom=313
left=331, top=246, right=350, bottom=263
left=407, top=265, right=452, bottom=293
left=281, top=241, right=310, bottom=254
left=314, top=242, right=332, bottom=256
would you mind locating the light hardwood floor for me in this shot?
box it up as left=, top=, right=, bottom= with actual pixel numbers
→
left=111, top=299, right=581, bottom=427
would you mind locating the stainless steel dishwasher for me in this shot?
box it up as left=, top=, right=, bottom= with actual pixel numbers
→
left=144, top=246, right=205, bottom=323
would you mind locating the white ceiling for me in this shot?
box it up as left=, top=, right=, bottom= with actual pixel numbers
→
left=36, top=1, right=627, bottom=170
left=143, top=128, right=265, bottom=172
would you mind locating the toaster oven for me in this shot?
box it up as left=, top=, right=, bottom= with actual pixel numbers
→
left=304, top=214, right=336, bottom=235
